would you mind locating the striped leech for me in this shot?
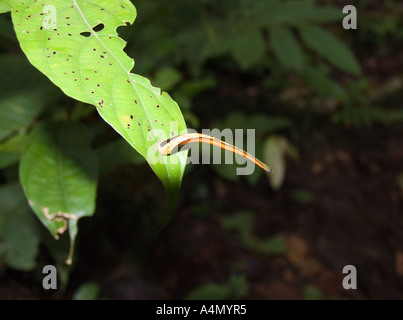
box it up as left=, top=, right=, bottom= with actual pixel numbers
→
left=157, top=133, right=272, bottom=173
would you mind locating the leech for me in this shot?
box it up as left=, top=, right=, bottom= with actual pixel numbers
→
left=157, top=133, right=272, bottom=173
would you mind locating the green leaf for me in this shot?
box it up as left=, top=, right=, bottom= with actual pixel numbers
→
left=73, top=281, right=100, bottom=300
left=303, top=285, right=324, bottom=300
left=19, top=122, right=98, bottom=263
left=185, top=283, right=231, bottom=300
left=301, top=66, right=349, bottom=101
left=0, top=0, right=11, bottom=14
left=0, top=182, right=40, bottom=270
left=246, top=234, right=287, bottom=256
left=152, top=67, right=182, bottom=92
left=269, top=26, right=304, bottom=71
left=299, top=25, right=361, bottom=75
left=230, top=29, right=265, bottom=70
left=0, top=54, right=52, bottom=141
left=0, top=134, right=27, bottom=169
left=221, top=211, right=254, bottom=238
left=10, top=0, right=187, bottom=213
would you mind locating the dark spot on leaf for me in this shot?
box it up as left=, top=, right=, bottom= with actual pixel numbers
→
left=47, top=37, right=51, bottom=40
left=68, top=33, right=72, bottom=36
left=130, top=115, right=133, bottom=119
left=126, top=80, right=130, bottom=83
left=134, top=100, right=138, bottom=104
left=155, top=120, right=158, bottom=122
left=121, top=5, right=125, bottom=8
left=67, top=23, right=71, bottom=26
left=72, top=71, right=75, bottom=73
left=53, top=51, right=56, bottom=55
left=85, top=78, right=89, bottom=80
left=92, top=23, right=104, bottom=32
left=66, top=17, right=70, bottom=19
left=156, top=105, right=160, bottom=108
left=138, top=123, right=141, bottom=126
left=26, top=15, right=31, bottom=19
left=100, top=55, right=105, bottom=58
left=74, top=79, right=77, bottom=81
left=93, top=48, right=97, bottom=51
left=97, top=84, right=100, bottom=87
left=66, top=59, right=70, bottom=61
left=80, top=31, right=91, bottom=37
left=127, top=124, right=131, bottom=129
left=94, top=70, right=98, bottom=73
left=40, top=26, right=43, bottom=30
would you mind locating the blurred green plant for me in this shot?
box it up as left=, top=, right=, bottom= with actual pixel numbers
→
left=221, top=211, right=287, bottom=256
left=184, top=273, right=248, bottom=300
left=73, top=281, right=101, bottom=300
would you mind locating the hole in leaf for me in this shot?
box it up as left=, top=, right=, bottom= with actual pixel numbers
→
left=92, top=23, right=104, bottom=32
left=80, top=31, right=91, bottom=37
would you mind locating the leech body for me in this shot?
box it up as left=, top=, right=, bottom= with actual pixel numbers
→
left=157, top=133, right=272, bottom=173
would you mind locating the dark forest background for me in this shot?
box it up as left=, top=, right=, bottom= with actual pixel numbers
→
left=0, top=0, right=402, bottom=299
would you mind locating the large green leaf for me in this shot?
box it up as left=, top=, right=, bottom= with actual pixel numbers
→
left=19, top=122, right=98, bottom=263
left=10, top=0, right=187, bottom=211
left=299, top=25, right=361, bottom=75
left=0, top=182, right=41, bottom=271
left=269, top=26, right=304, bottom=72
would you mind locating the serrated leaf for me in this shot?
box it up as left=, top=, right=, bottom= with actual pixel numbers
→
left=10, top=0, right=187, bottom=213
left=269, top=26, right=304, bottom=71
left=299, top=25, right=361, bottom=75
left=19, top=122, right=98, bottom=263
left=0, top=182, right=40, bottom=271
